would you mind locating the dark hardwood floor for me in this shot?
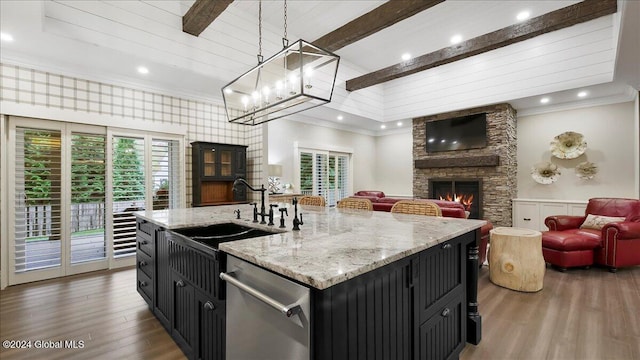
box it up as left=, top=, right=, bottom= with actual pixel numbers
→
left=1, top=264, right=639, bottom=359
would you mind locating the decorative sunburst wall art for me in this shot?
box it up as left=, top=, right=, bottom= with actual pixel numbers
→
left=531, top=161, right=561, bottom=184
left=575, top=161, right=598, bottom=180
left=550, top=131, right=587, bottom=159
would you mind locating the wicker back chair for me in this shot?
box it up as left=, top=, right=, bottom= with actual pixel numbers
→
left=298, top=195, right=326, bottom=207
left=390, top=200, right=442, bottom=216
left=337, top=197, right=373, bottom=211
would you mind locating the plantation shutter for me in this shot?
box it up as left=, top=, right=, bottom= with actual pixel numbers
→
left=152, top=139, right=181, bottom=210
left=299, top=152, right=313, bottom=195
left=70, top=133, right=107, bottom=264
left=112, top=136, right=145, bottom=258
left=14, top=127, right=63, bottom=272
left=315, top=153, right=328, bottom=200
left=299, top=149, right=348, bottom=205
left=337, top=155, right=349, bottom=203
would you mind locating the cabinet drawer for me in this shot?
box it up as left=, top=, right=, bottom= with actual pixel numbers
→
left=137, top=250, right=154, bottom=279
left=137, top=268, right=153, bottom=306
left=418, top=291, right=465, bottom=360
left=137, top=230, right=154, bottom=257
left=137, top=219, right=154, bottom=236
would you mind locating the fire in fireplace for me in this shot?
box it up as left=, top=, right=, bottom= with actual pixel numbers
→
left=429, top=179, right=482, bottom=219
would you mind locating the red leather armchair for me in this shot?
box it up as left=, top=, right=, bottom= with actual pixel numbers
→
left=542, top=198, right=640, bottom=272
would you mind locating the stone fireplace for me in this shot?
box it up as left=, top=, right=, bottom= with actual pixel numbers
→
left=413, top=103, right=517, bottom=227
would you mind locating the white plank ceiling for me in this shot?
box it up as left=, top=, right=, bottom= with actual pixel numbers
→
left=0, top=0, right=638, bottom=134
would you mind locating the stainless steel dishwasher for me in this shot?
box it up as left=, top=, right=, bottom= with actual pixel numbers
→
left=221, top=255, right=311, bottom=360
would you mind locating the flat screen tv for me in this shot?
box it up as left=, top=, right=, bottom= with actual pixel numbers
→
left=426, top=113, right=487, bottom=152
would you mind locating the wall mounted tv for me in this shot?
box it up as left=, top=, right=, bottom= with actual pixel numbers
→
left=426, top=113, right=487, bottom=152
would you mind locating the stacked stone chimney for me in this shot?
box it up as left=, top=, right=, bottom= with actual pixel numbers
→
left=412, top=103, right=517, bottom=227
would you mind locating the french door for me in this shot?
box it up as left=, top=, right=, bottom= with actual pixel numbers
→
left=299, top=150, right=350, bottom=207
left=7, top=118, right=183, bottom=285
left=9, top=118, right=108, bottom=284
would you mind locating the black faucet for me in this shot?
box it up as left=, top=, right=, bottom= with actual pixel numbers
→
left=233, top=178, right=268, bottom=224
left=268, top=204, right=279, bottom=226
left=292, top=197, right=302, bottom=231
left=279, top=207, right=288, bottom=228
left=249, top=203, right=258, bottom=222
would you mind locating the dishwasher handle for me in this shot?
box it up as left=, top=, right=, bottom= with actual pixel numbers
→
left=220, top=272, right=302, bottom=318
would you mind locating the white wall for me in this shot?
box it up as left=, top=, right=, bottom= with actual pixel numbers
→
left=374, top=131, right=413, bottom=196
left=267, top=119, right=377, bottom=194
left=517, top=101, right=637, bottom=200
left=635, top=92, right=639, bottom=196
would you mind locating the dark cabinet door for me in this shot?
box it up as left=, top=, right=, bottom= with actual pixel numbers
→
left=172, top=273, right=195, bottom=358
left=194, top=291, right=225, bottom=360
left=216, top=146, right=234, bottom=180
left=232, top=147, right=247, bottom=202
left=417, top=294, right=465, bottom=360
left=154, top=229, right=172, bottom=329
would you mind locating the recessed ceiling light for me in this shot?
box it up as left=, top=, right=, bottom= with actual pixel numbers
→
left=577, top=91, right=588, bottom=98
left=401, top=53, right=411, bottom=61
left=380, top=124, right=386, bottom=129
left=0, top=32, right=14, bottom=42
left=450, top=34, right=463, bottom=44
left=397, top=121, right=402, bottom=127
left=516, top=11, right=530, bottom=21
left=337, top=115, right=343, bottom=121
left=137, top=66, right=149, bottom=74
left=540, top=97, right=550, bottom=104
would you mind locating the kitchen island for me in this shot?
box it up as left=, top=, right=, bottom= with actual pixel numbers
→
left=135, top=204, right=485, bottom=360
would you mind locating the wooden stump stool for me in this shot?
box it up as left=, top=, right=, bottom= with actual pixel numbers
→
left=489, top=227, right=545, bottom=292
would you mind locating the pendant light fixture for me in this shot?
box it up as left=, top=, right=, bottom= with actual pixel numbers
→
left=222, top=0, right=340, bottom=126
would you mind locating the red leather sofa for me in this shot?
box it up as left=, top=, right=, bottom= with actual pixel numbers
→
left=351, top=191, right=491, bottom=266
left=542, top=198, right=640, bottom=272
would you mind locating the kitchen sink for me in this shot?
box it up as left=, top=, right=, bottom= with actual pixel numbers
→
left=168, top=222, right=277, bottom=250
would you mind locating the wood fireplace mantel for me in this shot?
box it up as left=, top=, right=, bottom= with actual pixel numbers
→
left=415, top=155, right=500, bottom=168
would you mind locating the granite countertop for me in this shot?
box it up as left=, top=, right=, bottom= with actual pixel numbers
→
left=136, top=205, right=486, bottom=290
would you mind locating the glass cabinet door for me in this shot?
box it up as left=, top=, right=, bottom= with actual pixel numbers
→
left=203, top=149, right=216, bottom=177
left=220, top=150, right=232, bottom=177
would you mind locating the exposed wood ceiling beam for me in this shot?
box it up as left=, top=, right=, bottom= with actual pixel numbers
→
left=183, top=0, right=234, bottom=37
left=345, top=0, right=617, bottom=91
left=314, top=0, right=445, bottom=52
left=285, top=0, right=443, bottom=71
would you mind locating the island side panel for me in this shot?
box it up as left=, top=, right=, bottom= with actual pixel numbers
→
left=312, top=256, right=414, bottom=360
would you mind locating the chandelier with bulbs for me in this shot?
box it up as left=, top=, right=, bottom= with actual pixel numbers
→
left=222, top=0, right=340, bottom=126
